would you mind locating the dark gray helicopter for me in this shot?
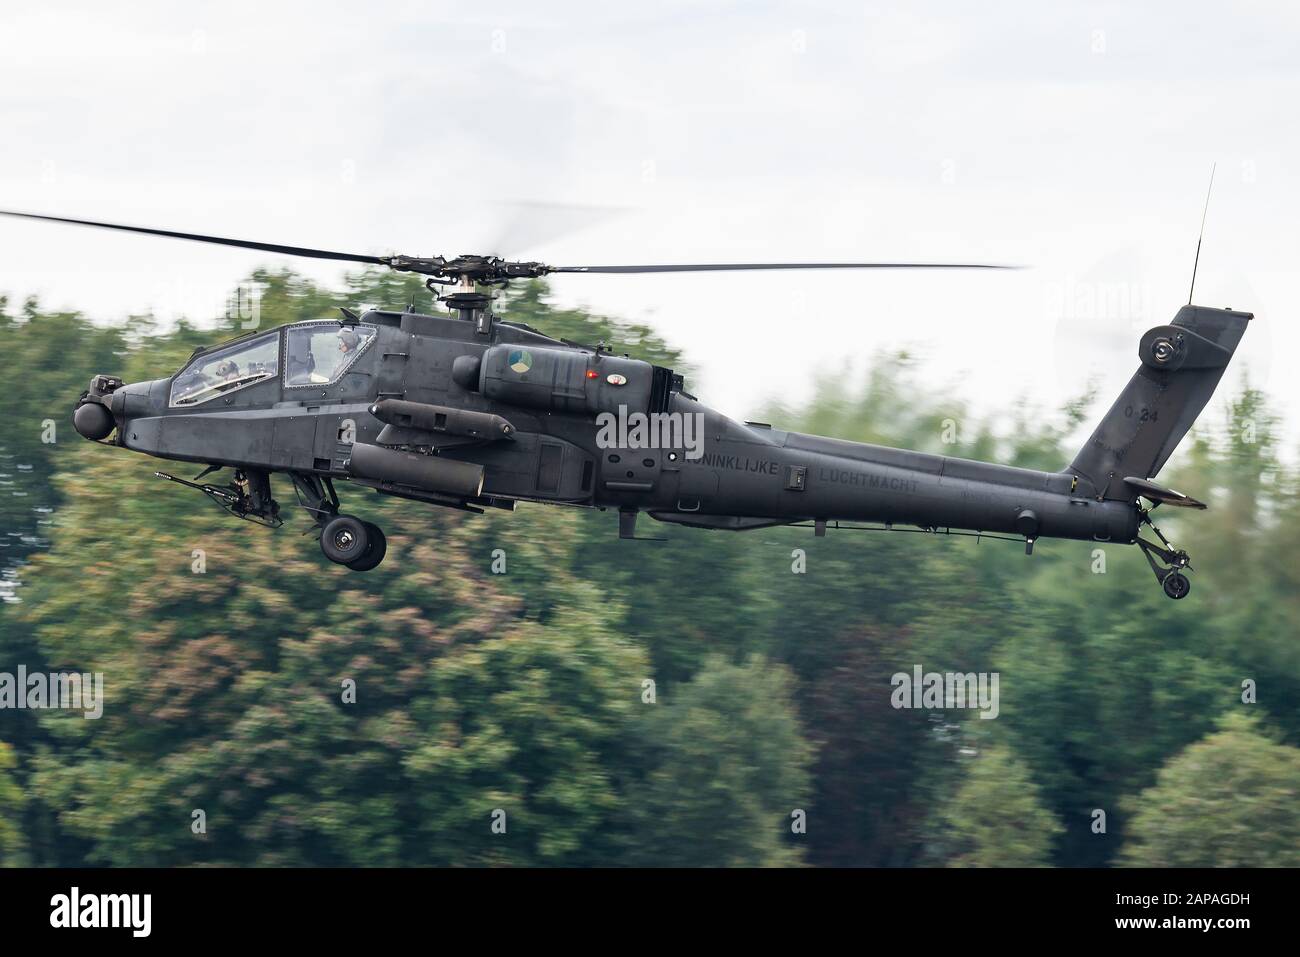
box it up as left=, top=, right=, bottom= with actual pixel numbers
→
left=2, top=210, right=1247, bottom=596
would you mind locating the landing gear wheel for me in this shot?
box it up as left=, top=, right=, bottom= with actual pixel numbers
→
left=320, top=514, right=370, bottom=566
left=1137, top=510, right=1194, bottom=601
left=346, top=522, right=387, bottom=571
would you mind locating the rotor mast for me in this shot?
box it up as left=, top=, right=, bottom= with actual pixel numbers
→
left=441, top=274, right=495, bottom=336
left=408, top=256, right=550, bottom=336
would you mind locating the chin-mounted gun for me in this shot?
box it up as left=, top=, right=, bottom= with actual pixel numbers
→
left=155, top=467, right=283, bottom=528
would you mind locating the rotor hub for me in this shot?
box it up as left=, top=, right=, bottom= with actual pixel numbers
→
left=385, top=254, right=549, bottom=285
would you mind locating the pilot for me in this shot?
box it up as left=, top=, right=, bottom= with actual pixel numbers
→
left=215, top=359, right=240, bottom=380
left=338, top=327, right=360, bottom=359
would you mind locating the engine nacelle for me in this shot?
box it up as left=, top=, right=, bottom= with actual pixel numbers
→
left=478, top=344, right=654, bottom=415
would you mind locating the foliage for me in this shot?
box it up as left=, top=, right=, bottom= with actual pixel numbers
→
left=934, top=744, right=1063, bottom=867
left=0, top=742, right=26, bottom=865
left=1119, top=713, right=1300, bottom=867
left=623, top=655, right=813, bottom=866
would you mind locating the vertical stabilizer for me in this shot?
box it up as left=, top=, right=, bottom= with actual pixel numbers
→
left=1068, top=305, right=1250, bottom=500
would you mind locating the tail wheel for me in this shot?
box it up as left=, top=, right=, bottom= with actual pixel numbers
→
left=1162, top=571, right=1191, bottom=600
left=320, top=514, right=370, bottom=565
left=346, top=522, right=388, bottom=572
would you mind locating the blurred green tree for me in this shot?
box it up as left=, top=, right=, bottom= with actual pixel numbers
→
left=622, top=655, right=814, bottom=867
left=0, top=742, right=26, bottom=866
left=935, top=743, right=1063, bottom=867
left=1119, top=712, right=1300, bottom=867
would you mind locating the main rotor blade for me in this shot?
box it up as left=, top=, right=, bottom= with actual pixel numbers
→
left=0, top=209, right=1019, bottom=281
left=550, top=262, right=1016, bottom=274
left=0, top=209, right=389, bottom=266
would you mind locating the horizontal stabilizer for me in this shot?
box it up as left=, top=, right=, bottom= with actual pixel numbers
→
left=1123, top=476, right=1207, bottom=509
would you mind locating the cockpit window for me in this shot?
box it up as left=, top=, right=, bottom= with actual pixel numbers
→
left=170, top=332, right=280, bottom=406
left=284, top=323, right=377, bottom=387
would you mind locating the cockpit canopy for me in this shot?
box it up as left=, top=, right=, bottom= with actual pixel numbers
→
left=284, top=322, right=376, bottom=387
left=169, top=322, right=377, bottom=406
left=170, top=331, right=280, bottom=406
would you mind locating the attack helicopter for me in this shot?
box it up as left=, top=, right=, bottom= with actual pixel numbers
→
left=1, top=209, right=1247, bottom=597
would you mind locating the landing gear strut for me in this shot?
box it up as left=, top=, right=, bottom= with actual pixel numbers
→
left=1135, top=508, right=1192, bottom=600
left=290, top=472, right=388, bottom=571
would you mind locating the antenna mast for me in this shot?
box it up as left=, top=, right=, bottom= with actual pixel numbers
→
left=1188, top=163, right=1216, bottom=304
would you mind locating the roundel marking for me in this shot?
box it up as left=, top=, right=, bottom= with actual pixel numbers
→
left=508, top=349, right=533, bottom=374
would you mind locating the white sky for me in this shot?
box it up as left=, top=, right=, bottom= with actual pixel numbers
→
left=2, top=1, right=1296, bottom=448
